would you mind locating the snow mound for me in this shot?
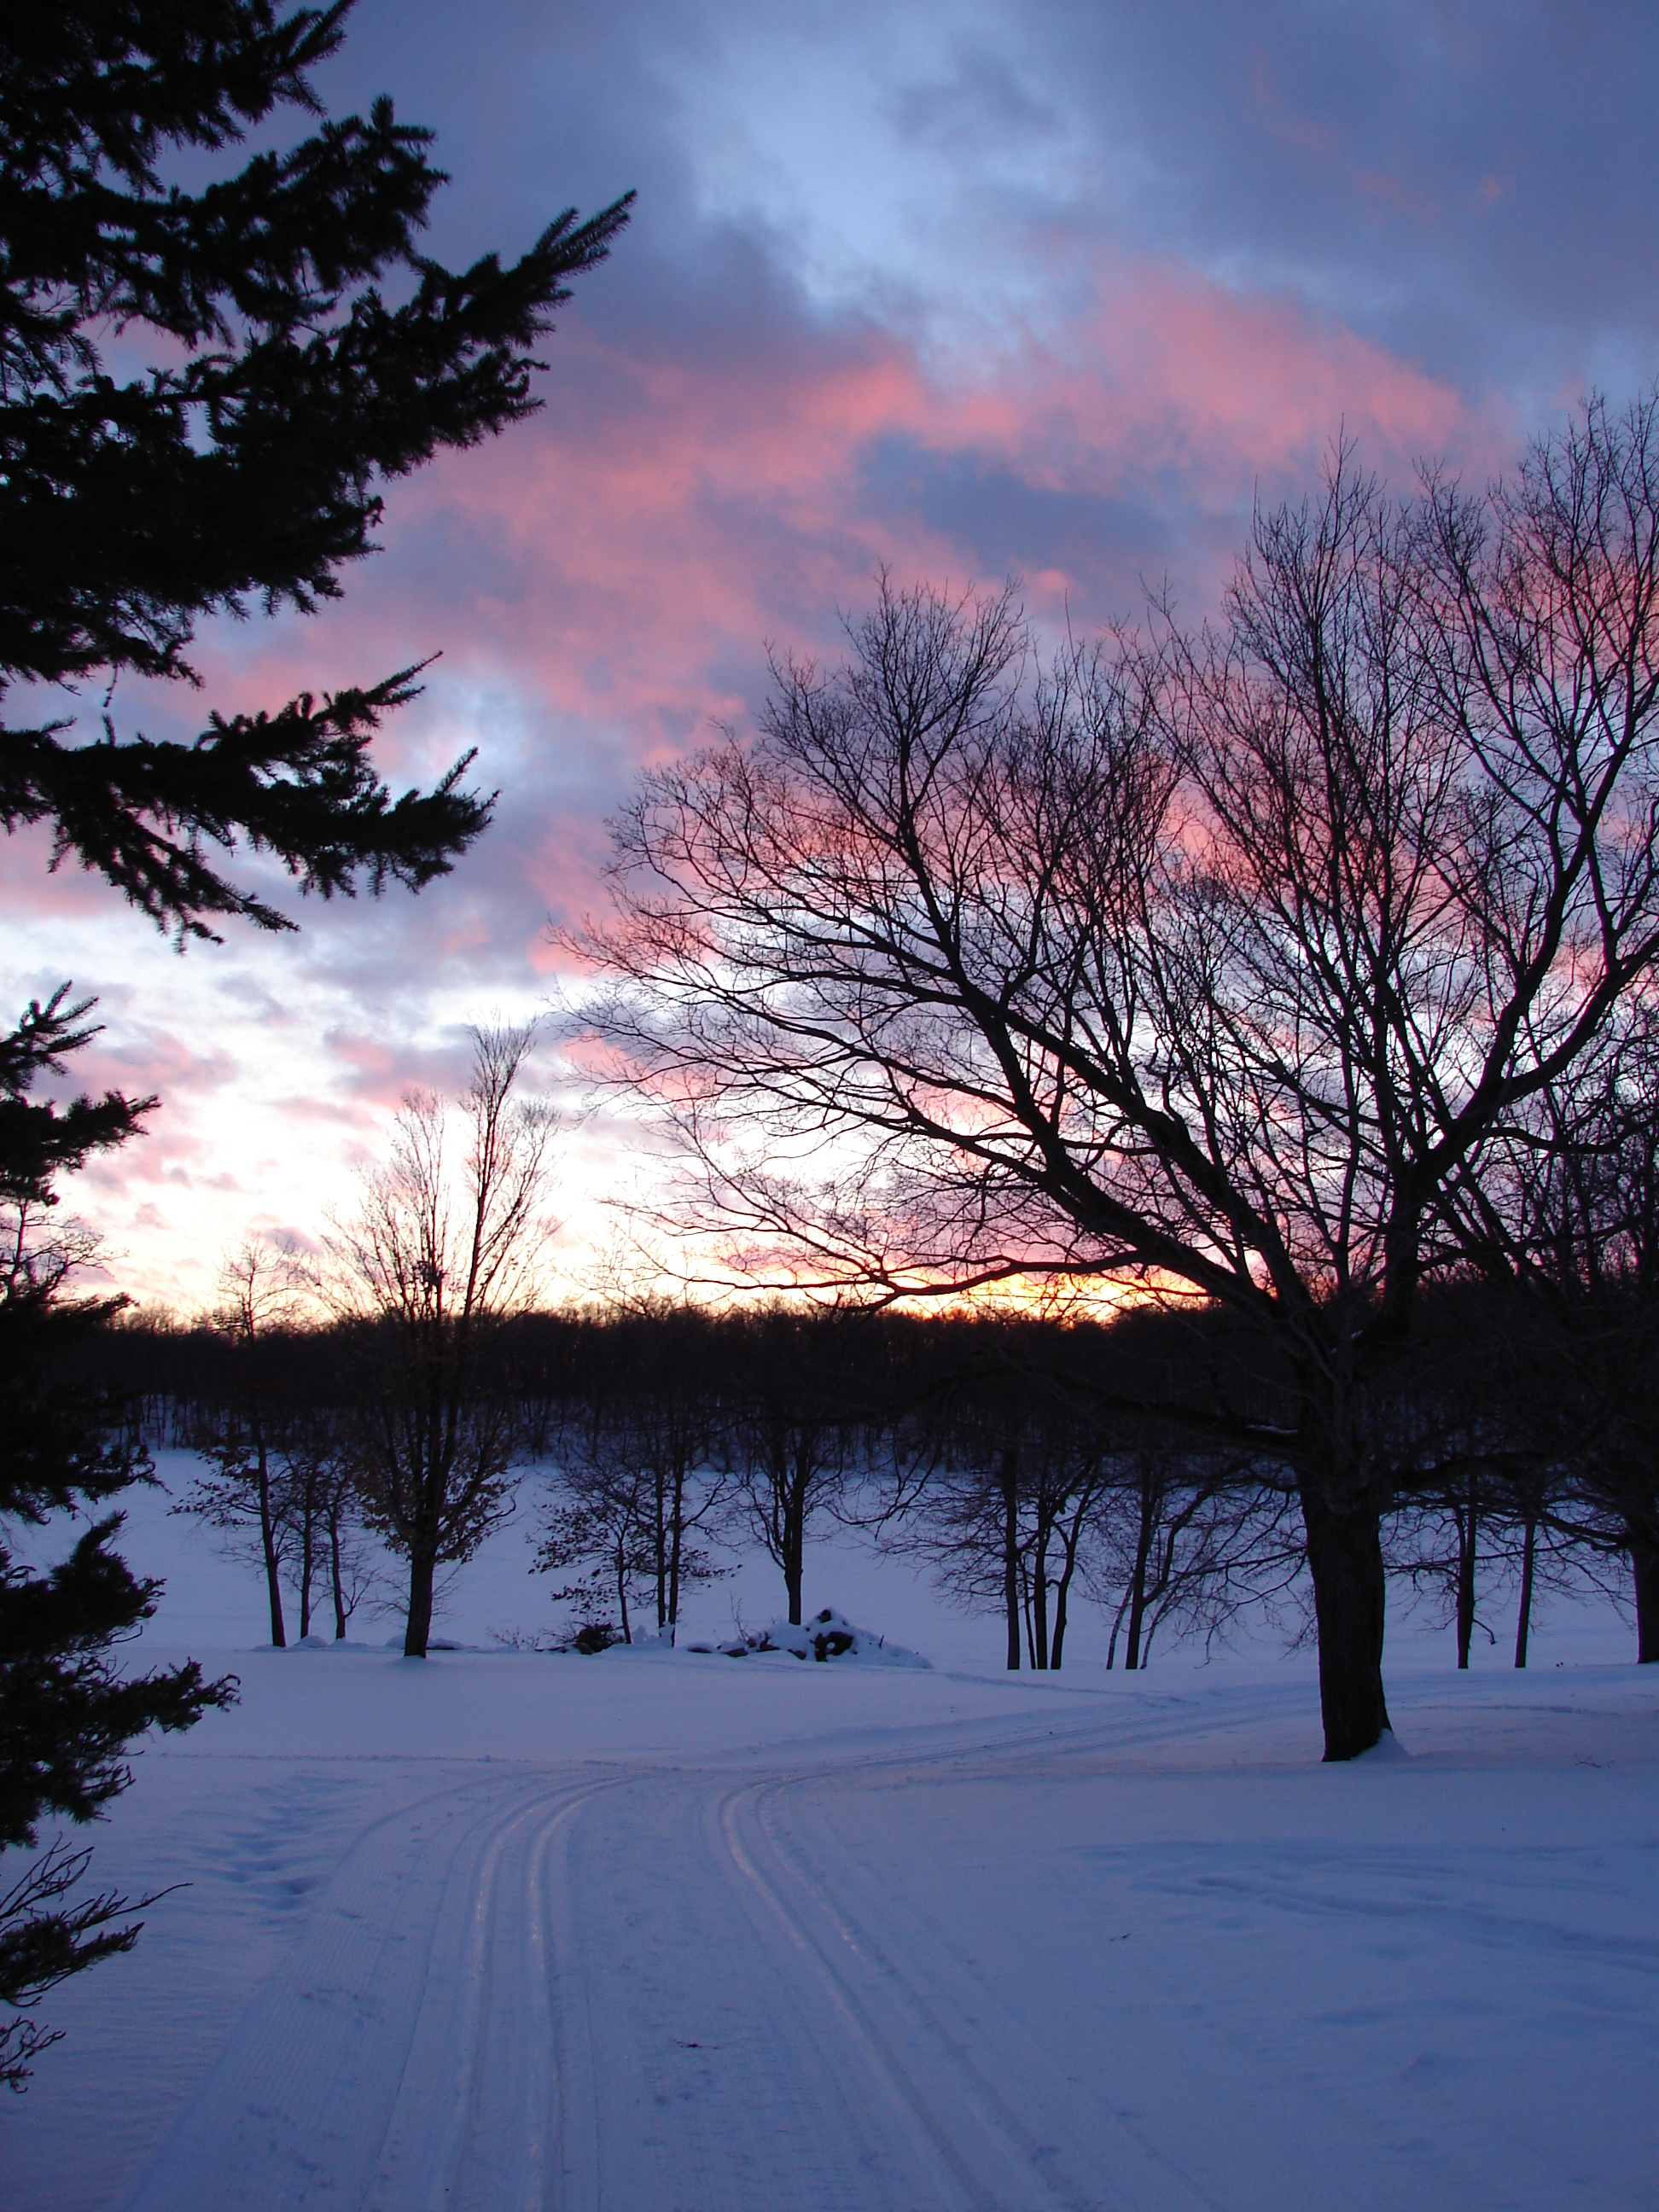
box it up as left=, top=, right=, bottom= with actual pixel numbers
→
left=688, top=1607, right=931, bottom=1668
left=1353, top=1728, right=1412, bottom=1763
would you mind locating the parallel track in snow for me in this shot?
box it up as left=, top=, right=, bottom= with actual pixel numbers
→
left=122, top=1770, right=616, bottom=2212
left=725, top=1773, right=1235, bottom=2212
left=94, top=1674, right=1659, bottom=2212
left=712, top=1778, right=1081, bottom=2211
left=113, top=1685, right=1441, bottom=2211
left=122, top=1714, right=1171, bottom=2212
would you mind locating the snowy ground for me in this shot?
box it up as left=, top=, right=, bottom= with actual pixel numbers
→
left=3, top=1457, right=1656, bottom=2211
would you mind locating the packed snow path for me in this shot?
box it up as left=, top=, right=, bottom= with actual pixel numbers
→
left=6, top=1656, right=1656, bottom=2211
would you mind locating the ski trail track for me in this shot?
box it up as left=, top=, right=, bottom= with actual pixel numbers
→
left=109, top=1675, right=1633, bottom=2212
left=735, top=1686, right=1650, bottom=2212
left=546, top=1728, right=1070, bottom=2212
left=117, top=1688, right=1306, bottom=2212
left=692, top=1688, right=1308, bottom=2212
left=552, top=1692, right=1273, bottom=2212
left=122, top=1767, right=616, bottom=2212
left=712, top=1779, right=1084, bottom=2212
left=716, top=1779, right=1196, bottom=2212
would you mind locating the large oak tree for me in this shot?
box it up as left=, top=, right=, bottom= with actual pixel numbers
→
left=576, top=395, right=1659, bottom=1760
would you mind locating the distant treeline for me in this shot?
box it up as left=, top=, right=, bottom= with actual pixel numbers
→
left=70, top=1284, right=1659, bottom=1670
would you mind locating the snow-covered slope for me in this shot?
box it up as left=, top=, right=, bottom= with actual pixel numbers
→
left=2, top=1460, right=1653, bottom=2211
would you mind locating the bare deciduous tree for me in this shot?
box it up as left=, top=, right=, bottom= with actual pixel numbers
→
left=726, top=1307, right=864, bottom=1627
left=535, top=1467, right=656, bottom=1646
left=538, top=1303, right=726, bottom=1644
left=901, top=1412, right=1102, bottom=1672
left=575, top=393, right=1659, bottom=1756
left=174, top=1239, right=311, bottom=1647
left=1479, top=1008, right=1659, bottom=1658
left=333, top=1023, right=555, bottom=1657
left=277, top=1409, right=377, bottom=1642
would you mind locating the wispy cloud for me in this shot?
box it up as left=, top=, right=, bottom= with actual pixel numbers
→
left=9, top=0, right=1651, bottom=1303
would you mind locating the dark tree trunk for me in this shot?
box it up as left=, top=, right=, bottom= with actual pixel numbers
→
left=255, top=1435, right=286, bottom=1650
left=1631, top=1528, right=1659, bottom=1663
left=1514, top=1512, right=1537, bottom=1669
left=1123, top=1574, right=1147, bottom=1673
left=1455, top=1472, right=1477, bottom=1670
left=783, top=1470, right=805, bottom=1626
left=1048, top=1493, right=1091, bottom=1672
left=298, top=1497, right=316, bottom=1642
left=1051, top=1565, right=1070, bottom=1670
left=1123, top=1473, right=1155, bottom=1673
left=329, top=1511, right=347, bottom=1640
left=1300, top=1481, right=1390, bottom=1760
left=405, top=1548, right=437, bottom=1657
left=1000, top=1444, right=1020, bottom=1670
left=1106, top=1585, right=1129, bottom=1670
left=667, top=1458, right=685, bottom=1644
left=654, top=1465, right=669, bottom=1632
left=615, top=1530, right=632, bottom=1644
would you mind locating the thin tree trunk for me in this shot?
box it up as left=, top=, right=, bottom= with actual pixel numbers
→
left=667, top=1458, right=684, bottom=1644
left=654, top=1465, right=669, bottom=1632
left=1124, top=1574, right=1147, bottom=1672
left=784, top=1464, right=805, bottom=1626
left=1049, top=1493, right=1091, bottom=1672
left=1515, top=1512, right=1538, bottom=1669
left=405, top=1548, right=437, bottom=1657
left=1032, top=1524, right=1050, bottom=1671
left=255, top=1435, right=286, bottom=1649
left=298, top=1490, right=316, bottom=1641
left=616, top=1530, right=632, bottom=1644
left=1123, top=1476, right=1155, bottom=1672
left=1051, top=1561, right=1071, bottom=1670
left=1106, top=1584, right=1130, bottom=1670
left=1000, top=1443, right=1020, bottom=1671
left=1300, top=1480, right=1390, bottom=1760
left=1455, top=1471, right=1477, bottom=1670
left=329, top=1511, right=347, bottom=1640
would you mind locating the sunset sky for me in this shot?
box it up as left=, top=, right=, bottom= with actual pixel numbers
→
left=13, top=0, right=1659, bottom=1308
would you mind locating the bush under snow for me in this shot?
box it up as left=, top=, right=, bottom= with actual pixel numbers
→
left=685, top=1607, right=930, bottom=1667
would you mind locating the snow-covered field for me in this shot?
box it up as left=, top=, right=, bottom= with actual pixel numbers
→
left=4, top=1456, right=1656, bottom=2211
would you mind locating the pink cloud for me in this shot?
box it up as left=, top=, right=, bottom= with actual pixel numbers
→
left=91, top=252, right=1495, bottom=800
left=363, top=253, right=1496, bottom=748
left=10, top=247, right=1511, bottom=1305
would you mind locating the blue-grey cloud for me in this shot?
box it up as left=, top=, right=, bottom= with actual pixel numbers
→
left=14, top=0, right=1653, bottom=1302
